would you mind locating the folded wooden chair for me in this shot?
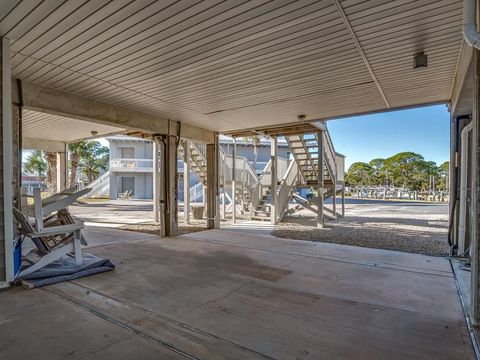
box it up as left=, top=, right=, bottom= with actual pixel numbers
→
left=13, top=207, right=84, bottom=277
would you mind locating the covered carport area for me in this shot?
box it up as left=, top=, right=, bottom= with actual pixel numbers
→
left=0, top=0, right=477, bottom=358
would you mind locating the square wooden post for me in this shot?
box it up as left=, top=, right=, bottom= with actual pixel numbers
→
left=232, top=137, right=237, bottom=223
left=152, top=138, right=160, bottom=224
left=1, top=37, right=14, bottom=286
left=56, top=150, right=67, bottom=192
left=183, top=141, right=191, bottom=224
left=159, top=135, right=178, bottom=236
left=270, top=136, right=278, bottom=225
left=207, top=133, right=220, bottom=229
left=317, top=131, right=325, bottom=228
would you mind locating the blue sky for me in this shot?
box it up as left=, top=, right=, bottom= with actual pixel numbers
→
left=327, top=104, right=450, bottom=169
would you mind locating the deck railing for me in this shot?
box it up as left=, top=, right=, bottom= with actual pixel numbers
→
left=110, top=159, right=153, bottom=172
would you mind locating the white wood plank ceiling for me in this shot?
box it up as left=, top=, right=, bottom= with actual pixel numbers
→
left=0, top=0, right=464, bottom=133
left=22, top=109, right=126, bottom=142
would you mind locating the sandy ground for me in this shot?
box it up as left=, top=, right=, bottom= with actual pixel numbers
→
left=71, top=198, right=449, bottom=256
left=273, top=198, right=449, bottom=256
left=70, top=199, right=210, bottom=235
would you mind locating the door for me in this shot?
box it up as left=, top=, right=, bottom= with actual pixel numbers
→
left=121, top=177, right=135, bottom=195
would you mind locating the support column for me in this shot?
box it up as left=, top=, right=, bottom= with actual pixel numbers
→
left=270, top=136, right=278, bottom=225
left=12, top=103, right=20, bottom=209
left=1, top=38, right=14, bottom=287
left=472, top=48, right=480, bottom=324
left=341, top=186, right=345, bottom=217
left=232, top=137, right=237, bottom=223
left=56, top=150, right=66, bottom=192
left=241, top=158, right=246, bottom=214
left=317, top=131, right=325, bottom=228
left=161, top=135, right=178, bottom=236
left=152, top=138, right=160, bottom=224
left=207, top=134, right=220, bottom=229
left=332, top=174, right=337, bottom=218
left=159, top=135, right=178, bottom=236
left=223, top=158, right=227, bottom=219
left=183, top=141, right=191, bottom=224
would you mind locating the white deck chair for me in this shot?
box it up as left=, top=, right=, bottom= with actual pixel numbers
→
left=13, top=208, right=84, bottom=277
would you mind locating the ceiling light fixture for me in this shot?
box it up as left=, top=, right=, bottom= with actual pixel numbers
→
left=413, top=52, right=428, bottom=69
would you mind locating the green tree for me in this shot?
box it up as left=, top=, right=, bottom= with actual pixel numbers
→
left=438, top=161, right=449, bottom=190
left=345, top=162, right=372, bottom=186
left=369, top=158, right=386, bottom=184
left=411, top=160, right=438, bottom=191
left=24, top=150, right=47, bottom=178
left=384, top=152, right=424, bottom=188
left=78, top=141, right=109, bottom=184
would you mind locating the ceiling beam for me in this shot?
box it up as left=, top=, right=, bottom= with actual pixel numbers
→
left=450, top=41, right=474, bottom=117
left=12, top=80, right=215, bottom=144
left=333, top=0, right=390, bottom=109
left=23, top=137, right=66, bottom=152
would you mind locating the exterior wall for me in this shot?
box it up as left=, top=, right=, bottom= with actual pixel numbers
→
left=109, top=139, right=153, bottom=161
left=108, top=137, right=289, bottom=200
left=220, top=143, right=290, bottom=173
left=110, top=172, right=151, bottom=200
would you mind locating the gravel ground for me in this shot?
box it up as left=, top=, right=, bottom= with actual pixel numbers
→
left=120, top=219, right=208, bottom=235
left=72, top=198, right=449, bottom=256
left=273, top=199, right=449, bottom=256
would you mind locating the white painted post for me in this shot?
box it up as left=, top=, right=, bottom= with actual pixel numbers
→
left=271, top=136, right=277, bottom=225
left=222, top=156, right=228, bottom=219
left=152, top=139, right=160, bottom=224
left=222, top=157, right=227, bottom=219
left=56, top=151, right=66, bottom=192
left=317, top=131, right=325, bottom=228
left=241, top=158, right=246, bottom=214
left=332, top=174, right=337, bottom=219
left=232, top=137, right=237, bottom=223
left=183, top=141, right=190, bottom=224
left=1, top=38, right=13, bottom=287
left=341, top=186, right=345, bottom=217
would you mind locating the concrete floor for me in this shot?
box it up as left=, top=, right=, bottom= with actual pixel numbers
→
left=0, top=227, right=474, bottom=359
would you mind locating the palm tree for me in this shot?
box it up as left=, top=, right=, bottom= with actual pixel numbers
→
left=68, top=142, right=85, bottom=187
left=78, top=141, right=109, bottom=184
left=45, top=151, right=57, bottom=191
left=24, top=150, right=47, bottom=178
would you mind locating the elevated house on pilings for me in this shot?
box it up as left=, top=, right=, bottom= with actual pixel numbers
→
left=222, top=122, right=346, bottom=226
left=3, top=2, right=480, bottom=352
left=101, top=135, right=290, bottom=201
left=102, top=122, right=346, bottom=227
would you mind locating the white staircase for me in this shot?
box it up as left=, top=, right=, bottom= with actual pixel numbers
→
left=214, top=125, right=344, bottom=222
left=83, top=170, right=110, bottom=198
left=180, top=141, right=208, bottom=184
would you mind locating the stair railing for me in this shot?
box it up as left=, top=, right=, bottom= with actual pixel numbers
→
left=322, top=128, right=337, bottom=181
left=189, top=182, right=204, bottom=203
left=276, top=161, right=300, bottom=220
left=250, top=160, right=271, bottom=210
left=84, top=170, right=111, bottom=198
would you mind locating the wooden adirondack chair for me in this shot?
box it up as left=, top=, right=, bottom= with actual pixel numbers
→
left=13, top=187, right=91, bottom=277
left=13, top=207, right=84, bottom=277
